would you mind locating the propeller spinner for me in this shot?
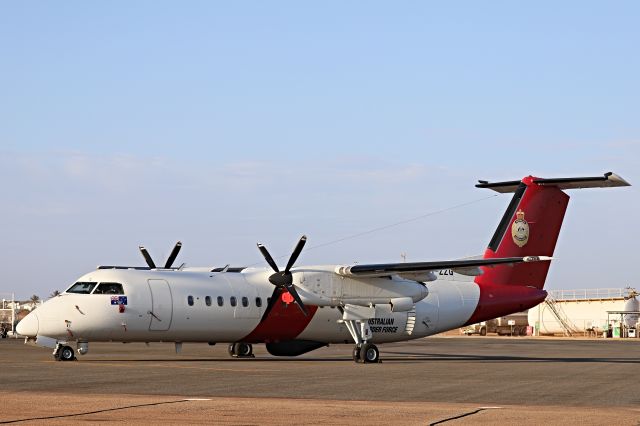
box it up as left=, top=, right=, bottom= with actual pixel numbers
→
left=139, top=241, right=182, bottom=269
left=257, top=235, right=309, bottom=316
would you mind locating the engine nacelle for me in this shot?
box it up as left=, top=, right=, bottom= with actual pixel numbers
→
left=390, top=297, right=414, bottom=312
left=291, top=268, right=429, bottom=308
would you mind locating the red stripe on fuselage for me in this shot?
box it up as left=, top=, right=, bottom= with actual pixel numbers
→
left=241, top=288, right=318, bottom=343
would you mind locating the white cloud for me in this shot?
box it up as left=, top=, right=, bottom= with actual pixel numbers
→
left=62, top=152, right=92, bottom=178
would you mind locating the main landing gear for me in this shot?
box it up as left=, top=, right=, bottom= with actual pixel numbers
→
left=340, top=306, right=381, bottom=364
left=228, top=342, right=254, bottom=358
left=352, top=342, right=380, bottom=363
left=358, top=342, right=380, bottom=363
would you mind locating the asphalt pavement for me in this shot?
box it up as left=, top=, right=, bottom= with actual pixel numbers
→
left=1, top=336, right=639, bottom=424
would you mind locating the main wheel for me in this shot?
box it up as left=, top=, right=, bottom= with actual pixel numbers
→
left=359, top=343, right=380, bottom=363
left=228, top=343, right=236, bottom=357
left=479, top=327, right=487, bottom=336
left=352, top=345, right=362, bottom=363
left=233, top=342, right=253, bottom=357
left=59, top=345, right=76, bottom=361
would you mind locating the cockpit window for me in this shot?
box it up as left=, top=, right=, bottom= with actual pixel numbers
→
left=66, top=282, right=98, bottom=294
left=93, top=282, right=125, bottom=295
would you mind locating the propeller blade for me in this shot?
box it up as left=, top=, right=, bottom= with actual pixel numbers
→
left=139, top=246, right=156, bottom=269
left=262, top=288, right=281, bottom=319
left=257, top=243, right=280, bottom=273
left=285, top=284, right=309, bottom=317
left=284, top=235, right=307, bottom=273
left=164, top=241, right=182, bottom=268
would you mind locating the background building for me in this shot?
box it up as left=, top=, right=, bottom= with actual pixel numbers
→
left=528, top=288, right=639, bottom=336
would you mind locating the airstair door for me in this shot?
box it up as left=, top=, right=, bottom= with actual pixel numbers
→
left=148, top=279, right=173, bottom=331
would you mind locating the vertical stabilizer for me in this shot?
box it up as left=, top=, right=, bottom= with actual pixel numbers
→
left=476, top=176, right=568, bottom=289
left=474, top=173, right=629, bottom=290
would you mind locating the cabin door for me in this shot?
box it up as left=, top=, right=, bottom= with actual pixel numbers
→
left=148, top=279, right=173, bottom=331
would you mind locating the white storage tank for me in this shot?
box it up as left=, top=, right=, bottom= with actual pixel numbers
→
left=528, top=288, right=632, bottom=335
left=623, top=295, right=639, bottom=328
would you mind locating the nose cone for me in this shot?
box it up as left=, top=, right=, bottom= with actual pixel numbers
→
left=16, top=311, right=39, bottom=337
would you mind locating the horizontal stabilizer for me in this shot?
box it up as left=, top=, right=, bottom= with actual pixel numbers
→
left=476, top=172, right=630, bottom=193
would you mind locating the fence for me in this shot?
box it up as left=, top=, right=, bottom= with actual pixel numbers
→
left=547, top=288, right=633, bottom=301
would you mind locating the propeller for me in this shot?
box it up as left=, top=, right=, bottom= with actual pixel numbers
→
left=139, top=241, right=182, bottom=269
left=164, top=241, right=182, bottom=268
left=257, top=235, right=308, bottom=316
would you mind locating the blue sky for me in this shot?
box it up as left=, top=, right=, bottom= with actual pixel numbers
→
left=1, top=2, right=638, bottom=299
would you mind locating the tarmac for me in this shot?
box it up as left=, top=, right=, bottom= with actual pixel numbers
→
left=1, top=336, right=639, bottom=424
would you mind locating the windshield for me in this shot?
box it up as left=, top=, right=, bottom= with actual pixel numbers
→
left=93, top=282, right=124, bottom=295
left=66, top=282, right=97, bottom=294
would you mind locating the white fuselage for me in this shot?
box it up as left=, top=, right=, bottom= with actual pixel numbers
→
left=19, top=266, right=480, bottom=345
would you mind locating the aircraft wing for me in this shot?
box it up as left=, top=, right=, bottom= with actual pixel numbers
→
left=335, top=256, right=551, bottom=279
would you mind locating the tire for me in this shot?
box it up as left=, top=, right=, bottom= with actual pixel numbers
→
left=59, top=345, right=76, bottom=361
left=233, top=342, right=252, bottom=357
left=359, top=343, right=379, bottom=364
left=228, top=344, right=235, bottom=357
left=352, top=345, right=361, bottom=362
left=479, top=327, right=487, bottom=336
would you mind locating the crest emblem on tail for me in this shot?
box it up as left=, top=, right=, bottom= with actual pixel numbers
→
left=511, top=210, right=529, bottom=247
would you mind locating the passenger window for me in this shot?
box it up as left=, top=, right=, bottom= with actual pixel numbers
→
left=205, top=296, right=211, bottom=306
left=242, top=296, right=248, bottom=307
left=66, top=282, right=97, bottom=294
left=255, top=297, right=262, bottom=308
left=230, top=296, right=237, bottom=307
left=93, top=282, right=124, bottom=295
left=217, top=296, right=224, bottom=307
left=187, top=295, right=194, bottom=306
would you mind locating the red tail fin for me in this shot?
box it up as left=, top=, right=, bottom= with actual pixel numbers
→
left=475, top=176, right=568, bottom=289
left=474, top=173, right=629, bottom=289
left=465, top=173, right=629, bottom=325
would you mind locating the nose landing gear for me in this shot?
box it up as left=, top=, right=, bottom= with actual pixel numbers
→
left=53, top=344, right=76, bottom=361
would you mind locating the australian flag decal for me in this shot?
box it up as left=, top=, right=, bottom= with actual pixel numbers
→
left=110, top=296, right=128, bottom=305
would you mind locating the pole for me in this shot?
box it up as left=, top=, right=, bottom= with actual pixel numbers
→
left=11, top=293, right=15, bottom=338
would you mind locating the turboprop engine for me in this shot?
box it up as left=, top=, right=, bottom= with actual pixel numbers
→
left=290, top=268, right=428, bottom=309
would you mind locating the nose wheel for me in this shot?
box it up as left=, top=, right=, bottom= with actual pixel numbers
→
left=54, top=344, right=76, bottom=361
